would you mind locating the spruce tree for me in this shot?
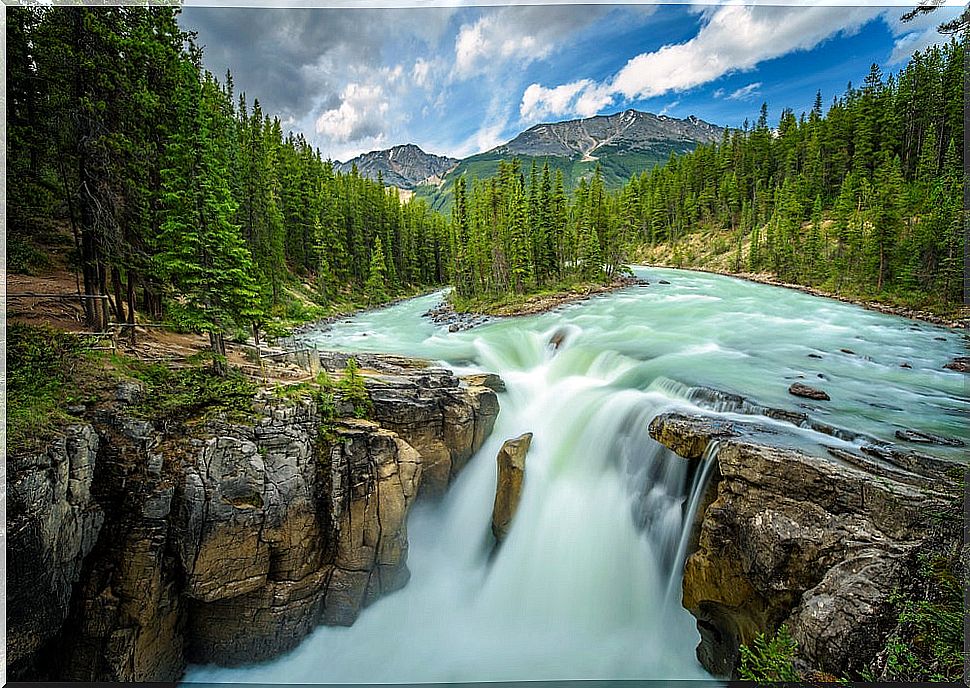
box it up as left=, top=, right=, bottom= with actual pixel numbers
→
left=365, top=236, right=389, bottom=305
left=155, top=57, right=260, bottom=374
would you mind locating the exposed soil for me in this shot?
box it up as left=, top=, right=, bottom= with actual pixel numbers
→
left=7, top=269, right=313, bottom=385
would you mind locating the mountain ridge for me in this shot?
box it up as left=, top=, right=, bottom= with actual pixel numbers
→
left=334, top=143, right=459, bottom=190
left=337, top=110, right=724, bottom=208
left=490, top=109, right=722, bottom=160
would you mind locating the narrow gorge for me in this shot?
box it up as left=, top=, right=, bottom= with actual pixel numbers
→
left=8, top=355, right=499, bottom=681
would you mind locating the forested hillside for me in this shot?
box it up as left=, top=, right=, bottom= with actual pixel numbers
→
left=448, top=39, right=966, bottom=315
left=9, top=5, right=965, bottom=331
left=7, top=6, right=450, bottom=357
left=417, top=110, right=721, bottom=213
left=626, top=40, right=966, bottom=310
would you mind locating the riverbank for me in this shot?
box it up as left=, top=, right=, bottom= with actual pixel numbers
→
left=286, top=287, right=442, bottom=338
left=645, top=264, right=969, bottom=330
left=448, top=275, right=647, bottom=318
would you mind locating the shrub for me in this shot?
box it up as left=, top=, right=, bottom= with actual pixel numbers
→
left=7, top=324, right=87, bottom=451
left=738, top=625, right=801, bottom=683
left=338, top=357, right=372, bottom=419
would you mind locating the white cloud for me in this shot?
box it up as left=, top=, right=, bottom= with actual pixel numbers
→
left=520, top=4, right=884, bottom=123
left=520, top=79, right=614, bottom=122
left=658, top=100, right=680, bottom=116
left=611, top=5, right=881, bottom=101
left=726, top=81, right=762, bottom=101
left=412, top=58, right=432, bottom=89
left=454, top=14, right=553, bottom=77
left=452, top=6, right=620, bottom=79
left=315, top=82, right=389, bottom=142
left=520, top=81, right=589, bottom=120
left=574, top=82, right=614, bottom=118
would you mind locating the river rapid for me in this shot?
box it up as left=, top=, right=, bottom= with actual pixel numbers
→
left=185, top=266, right=968, bottom=684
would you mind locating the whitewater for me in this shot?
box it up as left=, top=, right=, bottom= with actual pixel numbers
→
left=185, top=266, right=968, bottom=684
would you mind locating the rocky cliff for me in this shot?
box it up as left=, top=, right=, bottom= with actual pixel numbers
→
left=7, top=354, right=499, bottom=681
left=649, top=408, right=961, bottom=679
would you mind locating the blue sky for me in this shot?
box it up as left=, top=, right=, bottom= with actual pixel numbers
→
left=181, top=2, right=962, bottom=162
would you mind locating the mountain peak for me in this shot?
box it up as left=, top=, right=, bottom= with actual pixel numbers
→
left=491, top=109, right=722, bottom=159
left=336, top=145, right=459, bottom=190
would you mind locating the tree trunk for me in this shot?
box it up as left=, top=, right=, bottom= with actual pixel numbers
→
left=126, top=271, right=137, bottom=325
left=208, top=331, right=227, bottom=376
left=111, top=266, right=126, bottom=323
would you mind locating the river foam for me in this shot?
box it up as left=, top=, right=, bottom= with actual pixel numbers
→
left=185, top=267, right=967, bottom=684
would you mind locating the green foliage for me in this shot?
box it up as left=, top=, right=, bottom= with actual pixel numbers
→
left=446, top=159, right=624, bottom=305
left=155, top=63, right=261, bottom=344
left=116, top=358, right=256, bottom=424
left=7, top=235, right=53, bottom=275
left=625, top=41, right=965, bottom=311
left=738, top=625, right=801, bottom=683
left=337, top=357, right=372, bottom=419
left=7, top=6, right=450, bottom=334
left=7, top=325, right=89, bottom=452
left=365, top=236, right=390, bottom=304
left=878, top=556, right=964, bottom=682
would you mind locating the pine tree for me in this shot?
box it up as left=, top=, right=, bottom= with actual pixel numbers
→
left=365, top=236, right=389, bottom=305
left=155, top=57, right=260, bottom=374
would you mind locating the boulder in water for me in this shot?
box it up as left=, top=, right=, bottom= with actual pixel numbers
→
left=943, top=357, right=969, bottom=373
left=462, top=373, right=506, bottom=393
left=549, top=328, right=567, bottom=350
left=491, top=433, right=533, bottom=542
left=894, top=428, right=965, bottom=447
left=788, top=382, right=830, bottom=401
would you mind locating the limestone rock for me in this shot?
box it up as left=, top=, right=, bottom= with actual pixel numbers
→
left=8, top=351, right=501, bottom=681
left=461, top=372, right=506, bottom=393
left=7, top=424, right=103, bottom=671
left=894, top=428, right=965, bottom=447
left=649, top=411, right=958, bottom=679
left=366, top=367, right=498, bottom=497
left=491, top=433, right=533, bottom=541
left=943, top=356, right=969, bottom=372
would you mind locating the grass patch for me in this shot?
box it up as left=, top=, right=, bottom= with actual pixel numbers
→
left=449, top=278, right=610, bottom=315
left=108, top=355, right=257, bottom=426
left=7, top=324, right=93, bottom=452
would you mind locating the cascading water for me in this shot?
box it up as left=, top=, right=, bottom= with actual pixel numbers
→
left=186, top=266, right=968, bottom=684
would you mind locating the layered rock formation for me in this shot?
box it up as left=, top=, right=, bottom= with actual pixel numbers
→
left=491, top=433, right=532, bottom=541
left=649, top=410, right=960, bottom=679
left=8, top=355, right=499, bottom=681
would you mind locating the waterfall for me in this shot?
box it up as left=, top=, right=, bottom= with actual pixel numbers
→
left=187, top=266, right=969, bottom=684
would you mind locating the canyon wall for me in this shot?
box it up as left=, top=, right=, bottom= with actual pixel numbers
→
left=7, top=355, right=499, bottom=681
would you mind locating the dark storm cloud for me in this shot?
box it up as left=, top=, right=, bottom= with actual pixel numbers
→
left=180, top=8, right=410, bottom=120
